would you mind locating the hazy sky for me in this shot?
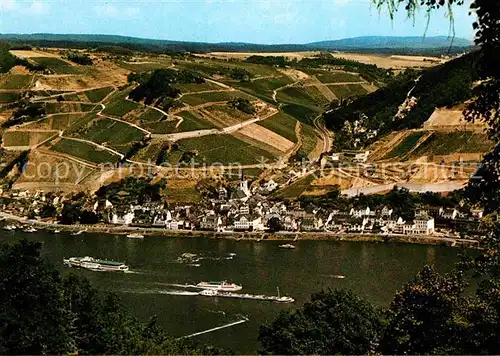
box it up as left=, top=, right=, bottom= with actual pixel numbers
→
left=0, top=0, right=476, bottom=44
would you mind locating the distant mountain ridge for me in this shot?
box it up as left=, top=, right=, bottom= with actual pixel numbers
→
left=307, top=36, right=472, bottom=49
left=0, top=33, right=473, bottom=54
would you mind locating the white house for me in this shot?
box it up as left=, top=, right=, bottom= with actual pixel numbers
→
left=112, top=211, right=135, bottom=225
left=414, top=216, right=435, bottom=235
left=350, top=207, right=371, bottom=218
left=233, top=215, right=262, bottom=231
left=442, top=208, right=459, bottom=220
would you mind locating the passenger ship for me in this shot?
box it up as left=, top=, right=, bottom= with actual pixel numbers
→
left=196, top=281, right=243, bottom=291
left=63, top=256, right=129, bottom=272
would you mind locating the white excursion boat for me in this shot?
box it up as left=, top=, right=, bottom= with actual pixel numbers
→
left=198, top=288, right=295, bottom=303
left=23, top=226, right=37, bottom=233
left=3, top=224, right=17, bottom=231
left=63, top=256, right=129, bottom=272
left=196, top=281, right=243, bottom=292
left=126, top=233, right=144, bottom=239
left=279, top=244, right=296, bottom=249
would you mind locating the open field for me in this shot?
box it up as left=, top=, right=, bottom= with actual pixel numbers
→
left=282, top=104, right=319, bottom=126
left=200, top=51, right=320, bottom=60
left=102, top=90, right=139, bottom=116
left=75, top=117, right=145, bottom=153
left=116, top=61, right=169, bottom=72
left=50, top=138, right=119, bottom=164
left=384, top=132, right=428, bottom=159
left=83, top=87, right=114, bottom=103
left=423, top=106, right=488, bottom=131
left=2, top=130, right=57, bottom=149
left=304, top=70, right=363, bottom=83
left=172, top=82, right=221, bottom=93
left=23, top=113, right=84, bottom=130
left=410, top=131, right=493, bottom=157
left=181, top=90, right=254, bottom=106
left=326, top=83, right=367, bottom=98
left=164, top=180, right=202, bottom=204
left=0, top=92, right=21, bottom=103
left=179, top=58, right=282, bottom=77
left=235, top=76, right=294, bottom=102
left=272, top=173, right=317, bottom=199
left=14, top=150, right=96, bottom=187
left=30, top=57, right=81, bottom=74
left=237, top=122, right=294, bottom=153
left=257, top=112, right=298, bottom=143
left=331, top=52, right=445, bottom=69
left=9, top=50, right=61, bottom=58
left=0, top=74, right=32, bottom=89
left=44, top=102, right=96, bottom=114
left=176, top=133, right=277, bottom=165
left=300, top=123, right=320, bottom=156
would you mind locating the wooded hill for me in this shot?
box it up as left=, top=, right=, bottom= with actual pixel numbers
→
left=0, top=34, right=472, bottom=55
left=324, top=51, right=480, bottom=150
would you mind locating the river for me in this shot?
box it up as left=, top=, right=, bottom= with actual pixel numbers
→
left=0, top=230, right=469, bottom=354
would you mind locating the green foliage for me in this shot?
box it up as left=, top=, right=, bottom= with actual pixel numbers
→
left=259, top=289, right=381, bottom=355
left=257, top=112, right=298, bottom=143
left=3, top=102, right=46, bottom=128
left=0, top=74, right=33, bottom=89
left=228, top=98, right=255, bottom=114
left=297, top=53, right=392, bottom=84
left=128, top=69, right=192, bottom=105
left=0, top=240, right=71, bottom=354
left=0, top=240, right=224, bottom=355
left=282, top=104, right=318, bottom=126
left=51, top=138, right=119, bottom=164
left=245, top=55, right=288, bottom=67
left=65, top=51, right=93, bottom=65
left=95, top=176, right=166, bottom=205
left=75, top=117, right=145, bottom=154
left=411, top=131, right=493, bottom=157
left=384, top=132, right=426, bottom=159
left=379, top=266, right=469, bottom=355
left=0, top=42, right=17, bottom=73
left=31, top=57, right=80, bottom=74
left=181, top=90, right=254, bottom=106
left=84, top=87, right=114, bottom=103
left=95, top=45, right=134, bottom=56
left=177, top=134, right=276, bottom=165
left=0, top=92, right=21, bottom=104
left=325, top=53, right=478, bottom=150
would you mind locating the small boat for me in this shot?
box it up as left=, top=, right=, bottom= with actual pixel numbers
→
left=72, top=230, right=85, bottom=236
left=53, top=230, right=61, bottom=234
left=196, top=281, right=243, bottom=292
left=279, top=244, right=296, bottom=249
left=332, top=275, right=346, bottom=279
left=3, top=225, right=15, bottom=231
left=63, top=256, right=129, bottom=272
left=23, top=226, right=37, bottom=233
left=126, top=233, right=144, bottom=239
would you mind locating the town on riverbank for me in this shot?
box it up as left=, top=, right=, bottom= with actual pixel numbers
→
left=0, top=175, right=485, bottom=248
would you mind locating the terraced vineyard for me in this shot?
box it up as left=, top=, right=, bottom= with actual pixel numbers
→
left=0, top=47, right=385, bottom=193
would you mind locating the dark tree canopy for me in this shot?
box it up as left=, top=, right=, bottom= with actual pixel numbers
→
left=258, top=289, right=381, bottom=355
left=0, top=240, right=225, bottom=355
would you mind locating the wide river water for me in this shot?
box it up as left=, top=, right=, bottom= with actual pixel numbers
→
left=1, top=230, right=469, bottom=353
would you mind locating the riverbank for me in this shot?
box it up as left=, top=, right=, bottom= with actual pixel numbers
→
left=0, top=211, right=480, bottom=249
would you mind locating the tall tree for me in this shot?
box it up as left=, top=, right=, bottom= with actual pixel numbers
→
left=258, top=289, right=381, bottom=355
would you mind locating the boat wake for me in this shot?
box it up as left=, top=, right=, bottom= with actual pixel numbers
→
left=124, top=270, right=142, bottom=274
left=123, top=289, right=199, bottom=296
left=321, top=274, right=346, bottom=279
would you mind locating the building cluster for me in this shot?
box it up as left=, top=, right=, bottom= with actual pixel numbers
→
left=0, top=182, right=485, bottom=237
